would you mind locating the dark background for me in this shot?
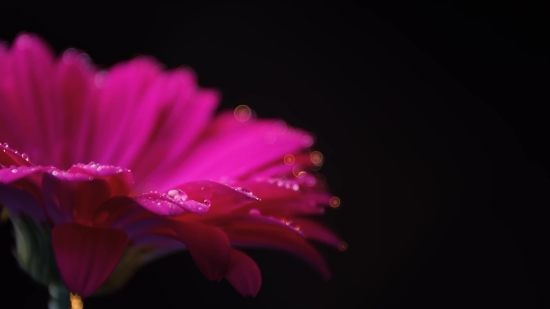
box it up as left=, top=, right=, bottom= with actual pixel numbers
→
left=0, top=2, right=547, bottom=308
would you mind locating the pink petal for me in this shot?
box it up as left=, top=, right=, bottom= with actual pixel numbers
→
left=135, top=87, right=220, bottom=191
left=220, top=217, right=330, bottom=279
left=91, top=196, right=175, bottom=243
left=68, top=163, right=133, bottom=197
left=52, top=223, right=128, bottom=297
left=52, top=50, right=98, bottom=168
left=143, top=111, right=314, bottom=190
left=0, top=143, right=32, bottom=167
left=223, top=177, right=332, bottom=217
left=134, top=190, right=211, bottom=216
left=42, top=171, right=111, bottom=225
left=88, top=57, right=162, bottom=166
left=292, top=218, right=344, bottom=249
left=170, top=221, right=230, bottom=281
left=225, top=249, right=261, bottom=297
left=172, top=180, right=259, bottom=217
left=1, top=34, right=56, bottom=160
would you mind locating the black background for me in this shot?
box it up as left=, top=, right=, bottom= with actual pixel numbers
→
left=0, top=2, right=547, bottom=308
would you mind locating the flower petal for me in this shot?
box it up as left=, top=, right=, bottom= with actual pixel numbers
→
left=225, top=249, right=261, bottom=297
left=134, top=191, right=210, bottom=216
left=0, top=34, right=56, bottom=159
left=170, top=221, right=230, bottom=281
left=220, top=216, right=330, bottom=279
left=145, top=112, right=314, bottom=190
left=0, top=166, right=52, bottom=204
left=51, top=223, right=128, bottom=297
left=0, top=184, right=47, bottom=222
left=0, top=143, right=33, bottom=167
left=68, top=163, right=133, bottom=197
left=172, top=180, right=259, bottom=218
left=42, top=171, right=111, bottom=225
left=292, top=218, right=345, bottom=249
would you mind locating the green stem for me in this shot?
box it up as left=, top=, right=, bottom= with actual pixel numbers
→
left=48, top=284, right=71, bottom=309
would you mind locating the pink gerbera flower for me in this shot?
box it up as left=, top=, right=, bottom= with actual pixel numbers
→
left=0, top=33, right=344, bottom=308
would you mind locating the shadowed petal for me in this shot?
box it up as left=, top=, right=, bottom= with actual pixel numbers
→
left=0, top=166, right=53, bottom=204
left=42, top=171, right=111, bottom=224
left=51, top=223, right=128, bottom=297
left=0, top=184, right=47, bottom=222
left=225, top=249, right=261, bottom=297
left=221, top=217, right=330, bottom=279
left=170, top=221, right=230, bottom=281
left=292, top=218, right=344, bottom=249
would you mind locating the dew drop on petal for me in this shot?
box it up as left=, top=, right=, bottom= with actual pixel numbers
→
left=249, top=208, right=260, bottom=215
left=292, top=184, right=300, bottom=191
left=11, top=169, right=17, bottom=173
left=167, top=189, right=188, bottom=201
left=203, top=199, right=211, bottom=206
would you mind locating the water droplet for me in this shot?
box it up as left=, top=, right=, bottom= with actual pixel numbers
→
left=1, top=142, right=8, bottom=147
left=167, top=189, right=188, bottom=201
left=11, top=168, right=17, bottom=173
left=52, top=171, right=59, bottom=176
left=203, top=199, right=212, bottom=206
left=249, top=209, right=260, bottom=215
left=292, top=184, right=300, bottom=191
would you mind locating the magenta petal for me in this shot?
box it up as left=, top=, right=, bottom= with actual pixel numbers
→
left=292, top=218, right=344, bottom=249
left=222, top=218, right=330, bottom=279
left=225, top=249, right=262, bottom=297
left=134, top=190, right=211, bottom=216
left=0, top=143, right=33, bottom=167
left=68, top=163, right=134, bottom=197
left=51, top=223, right=128, bottom=297
left=42, top=171, right=111, bottom=225
left=175, top=180, right=259, bottom=216
left=170, top=221, right=230, bottom=281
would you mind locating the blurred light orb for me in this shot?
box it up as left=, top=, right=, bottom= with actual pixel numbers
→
left=234, top=105, right=252, bottom=122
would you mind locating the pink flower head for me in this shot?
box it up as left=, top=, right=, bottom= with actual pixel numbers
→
left=0, top=33, right=344, bottom=300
